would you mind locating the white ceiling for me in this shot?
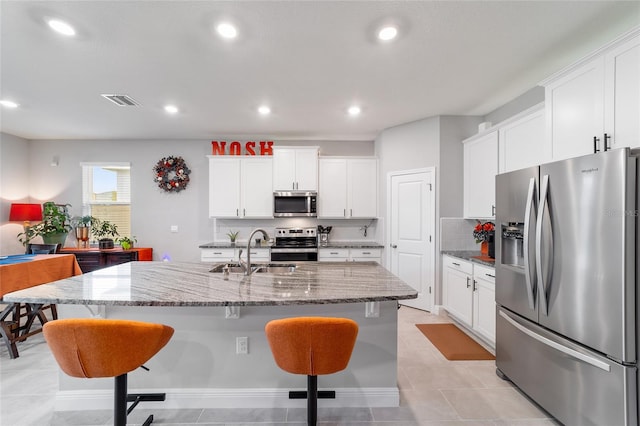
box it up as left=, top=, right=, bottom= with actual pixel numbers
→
left=1, top=1, right=639, bottom=141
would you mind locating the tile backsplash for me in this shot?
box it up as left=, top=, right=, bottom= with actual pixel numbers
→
left=440, top=217, right=480, bottom=251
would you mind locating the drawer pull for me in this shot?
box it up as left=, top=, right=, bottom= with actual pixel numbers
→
left=452, top=262, right=461, bottom=266
left=486, top=273, right=495, bottom=278
left=362, top=252, right=371, bottom=255
left=330, top=252, right=339, bottom=255
left=213, top=252, right=222, bottom=255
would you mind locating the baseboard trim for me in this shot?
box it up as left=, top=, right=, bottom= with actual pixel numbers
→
left=54, top=387, right=400, bottom=411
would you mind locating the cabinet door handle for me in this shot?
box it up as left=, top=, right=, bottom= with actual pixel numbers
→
left=466, top=277, right=471, bottom=288
left=344, top=209, right=346, bottom=217
left=491, top=205, right=496, bottom=216
left=604, top=133, right=611, bottom=151
left=350, top=209, right=353, bottom=217
left=486, top=273, right=495, bottom=278
left=473, top=279, right=477, bottom=291
left=390, top=244, right=397, bottom=248
left=243, top=208, right=246, bottom=217
left=236, top=209, right=239, bottom=217
left=594, top=136, right=600, bottom=153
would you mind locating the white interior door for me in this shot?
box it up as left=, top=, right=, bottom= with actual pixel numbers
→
left=388, top=168, right=435, bottom=311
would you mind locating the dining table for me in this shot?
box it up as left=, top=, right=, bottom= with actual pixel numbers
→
left=0, top=253, right=82, bottom=358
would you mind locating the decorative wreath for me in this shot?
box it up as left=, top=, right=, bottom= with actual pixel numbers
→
left=153, top=156, right=191, bottom=192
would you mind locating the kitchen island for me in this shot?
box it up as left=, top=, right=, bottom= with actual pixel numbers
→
left=4, top=260, right=417, bottom=411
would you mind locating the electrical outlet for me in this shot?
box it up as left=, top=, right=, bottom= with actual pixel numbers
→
left=236, top=336, right=248, bottom=354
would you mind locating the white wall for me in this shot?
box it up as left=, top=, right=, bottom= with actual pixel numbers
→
left=19, top=139, right=373, bottom=261
left=0, top=133, right=31, bottom=255
left=373, top=115, right=482, bottom=306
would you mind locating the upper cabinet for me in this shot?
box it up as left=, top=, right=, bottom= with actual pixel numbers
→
left=543, top=29, right=639, bottom=161
left=318, top=157, right=378, bottom=218
left=273, top=147, right=319, bottom=191
left=208, top=156, right=273, bottom=218
left=498, top=104, right=546, bottom=173
left=463, top=131, right=498, bottom=219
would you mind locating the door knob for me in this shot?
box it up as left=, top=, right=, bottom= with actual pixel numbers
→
left=391, top=244, right=398, bottom=248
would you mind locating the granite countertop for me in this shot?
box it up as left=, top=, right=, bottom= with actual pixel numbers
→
left=199, top=242, right=384, bottom=249
left=199, top=242, right=270, bottom=249
left=318, top=242, right=384, bottom=249
left=441, top=250, right=495, bottom=267
left=4, top=261, right=417, bottom=307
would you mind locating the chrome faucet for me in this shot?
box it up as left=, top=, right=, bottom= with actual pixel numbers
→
left=239, top=228, right=270, bottom=276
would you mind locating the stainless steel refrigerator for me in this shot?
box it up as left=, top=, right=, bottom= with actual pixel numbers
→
left=495, top=148, right=638, bottom=426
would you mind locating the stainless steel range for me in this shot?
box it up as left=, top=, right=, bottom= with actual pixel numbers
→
left=270, top=227, right=317, bottom=262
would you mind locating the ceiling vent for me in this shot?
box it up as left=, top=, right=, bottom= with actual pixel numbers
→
left=101, top=94, right=140, bottom=107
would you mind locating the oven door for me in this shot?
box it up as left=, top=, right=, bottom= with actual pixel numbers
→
left=270, top=248, right=318, bottom=262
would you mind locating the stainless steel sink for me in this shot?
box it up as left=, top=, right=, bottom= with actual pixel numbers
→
left=210, top=263, right=296, bottom=274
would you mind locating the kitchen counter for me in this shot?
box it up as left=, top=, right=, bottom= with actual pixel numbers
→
left=5, top=261, right=415, bottom=411
left=198, top=242, right=268, bottom=249
left=319, top=242, right=384, bottom=249
left=442, top=250, right=495, bottom=267
left=4, top=260, right=416, bottom=306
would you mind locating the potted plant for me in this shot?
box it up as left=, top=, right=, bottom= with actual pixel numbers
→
left=227, top=230, right=239, bottom=245
left=18, top=202, right=72, bottom=247
left=91, top=219, right=119, bottom=249
left=117, top=236, right=137, bottom=250
left=71, top=215, right=96, bottom=248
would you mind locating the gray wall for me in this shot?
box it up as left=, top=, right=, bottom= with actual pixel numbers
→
left=0, top=133, right=31, bottom=255
left=482, top=86, right=545, bottom=126
left=5, top=138, right=373, bottom=259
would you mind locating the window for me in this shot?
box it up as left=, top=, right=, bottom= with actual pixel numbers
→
left=81, top=163, right=131, bottom=240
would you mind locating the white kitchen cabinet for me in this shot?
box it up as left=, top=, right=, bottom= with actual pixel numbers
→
left=201, top=248, right=236, bottom=263
left=605, top=32, right=640, bottom=150
left=318, top=157, right=378, bottom=218
left=201, top=247, right=269, bottom=263
left=498, top=104, right=546, bottom=173
left=318, top=247, right=382, bottom=264
left=208, top=157, right=273, bottom=218
left=442, top=255, right=496, bottom=347
left=463, top=131, right=498, bottom=219
left=442, top=255, right=474, bottom=328
left=273, top=147, right=318, bottom=191
left=543, top=29, right=640, bottom=160
left=472, top=263, right=496, bottom=344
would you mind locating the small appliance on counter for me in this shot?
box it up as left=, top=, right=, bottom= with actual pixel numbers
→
left=317, top=225, right=332, bottom=246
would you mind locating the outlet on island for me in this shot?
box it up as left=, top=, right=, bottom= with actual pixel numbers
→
left=236, top=336, right=248, bottom=354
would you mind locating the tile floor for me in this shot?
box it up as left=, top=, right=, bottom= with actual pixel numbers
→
left=0, top=306, right=558, bottom=425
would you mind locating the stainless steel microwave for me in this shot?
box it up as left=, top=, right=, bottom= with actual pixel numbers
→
left=273, top=191, right=317, bottom=217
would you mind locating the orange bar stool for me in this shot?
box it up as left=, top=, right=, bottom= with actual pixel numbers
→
left=265, top=316, right=358, bottom=426
left=43, top=318, right=174, bottom=426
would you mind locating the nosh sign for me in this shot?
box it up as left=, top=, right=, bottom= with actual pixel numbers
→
left=211, top=141, right=274, bottom=156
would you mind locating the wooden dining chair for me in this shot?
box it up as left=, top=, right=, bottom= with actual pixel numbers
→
left=265, top=317, right=358, bottom=426
left=44, top=318, right=174, bottom=426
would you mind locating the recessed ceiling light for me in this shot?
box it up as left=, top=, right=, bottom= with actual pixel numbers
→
left=348, top=106, right=361, bottom=116
left=48, top=19, right=76, bottom=36
left=164, top=105, right=179, bottom=114
left=216, top=22, right=238, bottom=39
left=378, top=26, right=398, bottom=41
left=258, top=105, right=271, bottom=115
left=0, top=100, right=19, bottom=108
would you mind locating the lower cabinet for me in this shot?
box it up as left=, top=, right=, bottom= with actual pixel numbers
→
left=318, top=247, right=382, bottom=264
left=60, top=248, right=152, bottom=273
left=201, top=247, right=269, bottom=263
left=442, top=255, right=496, bottom=346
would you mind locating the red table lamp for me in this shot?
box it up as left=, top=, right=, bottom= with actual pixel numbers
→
left=9, top=203, right=43, bottom=249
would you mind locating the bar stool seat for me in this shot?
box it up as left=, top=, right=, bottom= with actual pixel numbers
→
left=43, top=318, right=174, bottom=426
left=265, top=316, right=358, bottom=426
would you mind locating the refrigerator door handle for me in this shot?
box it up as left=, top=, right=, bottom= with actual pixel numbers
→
left=499, top=310, right=611, bottom=372
left=523, top=177, right=537, bottom=310
left=536, top=174, right=550, bottom=316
